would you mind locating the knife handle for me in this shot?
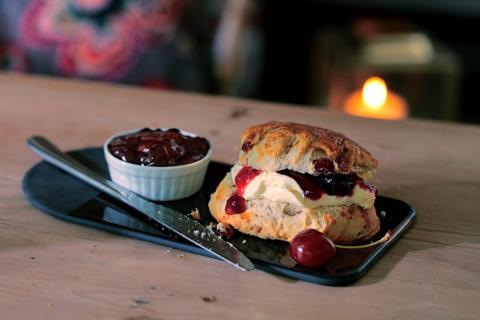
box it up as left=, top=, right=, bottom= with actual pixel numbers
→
left=27, top=136, right=125, bottom=202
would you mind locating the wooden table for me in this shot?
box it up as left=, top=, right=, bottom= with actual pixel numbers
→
left=1, top=73, right=479, bottom=319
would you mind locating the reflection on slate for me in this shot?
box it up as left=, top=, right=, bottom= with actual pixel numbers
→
left=71, top=194, right=184, bottom=242
left=103, top=207, right=160, bottom=235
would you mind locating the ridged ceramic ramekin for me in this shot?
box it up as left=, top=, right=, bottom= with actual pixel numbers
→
left=104, top=129, right=211, bottom=201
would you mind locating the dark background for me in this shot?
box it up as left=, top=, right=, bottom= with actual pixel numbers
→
left=257, top=0, right=480, bottom=123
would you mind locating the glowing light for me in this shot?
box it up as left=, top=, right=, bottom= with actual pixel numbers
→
left=343, top=76, right=408, bottom=120
left=362, top=77, right=387, bottom=109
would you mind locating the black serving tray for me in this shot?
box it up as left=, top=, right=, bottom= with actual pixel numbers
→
left=22, top=147, right=415, bottom=286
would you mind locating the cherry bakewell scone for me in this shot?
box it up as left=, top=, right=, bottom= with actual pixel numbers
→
left=208, top=122, right=380, bottom=243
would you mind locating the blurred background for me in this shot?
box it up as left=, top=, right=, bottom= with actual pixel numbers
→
left=0, top=0, right=479, bottom=123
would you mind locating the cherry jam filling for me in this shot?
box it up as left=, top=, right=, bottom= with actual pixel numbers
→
left=279, top=170, right=366, bottom=199
left=224, top=166, right=260, bottom=215
left=224, top=165, right=375, bottom=215
left=234, top=166, right=261, bottom=196
left=225, top=193, right=247, bottom=215
left=108, top=128, right=209, bottom=167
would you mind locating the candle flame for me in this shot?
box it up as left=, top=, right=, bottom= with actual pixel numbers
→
left=362, top=77, right=387, bottom=109
left=343, top=76, right=408, bottom=120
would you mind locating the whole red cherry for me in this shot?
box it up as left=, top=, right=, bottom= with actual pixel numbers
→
left=289, top=229, right=336, bottom=268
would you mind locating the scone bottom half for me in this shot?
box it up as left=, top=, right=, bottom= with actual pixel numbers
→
left=208, top=122, right=381, bottom=244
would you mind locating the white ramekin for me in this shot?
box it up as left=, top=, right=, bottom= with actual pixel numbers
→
left=104, top=128, right=212, bottom=201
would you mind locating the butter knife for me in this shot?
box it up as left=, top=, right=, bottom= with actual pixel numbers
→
left=27, top=136, right=255, bottom=271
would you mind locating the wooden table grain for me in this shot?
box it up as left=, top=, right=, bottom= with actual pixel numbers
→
left=0, top=73, right=479, bottom=319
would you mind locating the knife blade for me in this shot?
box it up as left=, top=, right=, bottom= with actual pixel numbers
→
left=27, top=136, right=255, bottom=271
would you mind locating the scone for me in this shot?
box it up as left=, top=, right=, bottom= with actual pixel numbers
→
left=208, top=122, right=380, bottom=243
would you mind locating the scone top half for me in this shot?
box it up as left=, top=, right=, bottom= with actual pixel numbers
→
left=239, top=121, right=377, bottom=180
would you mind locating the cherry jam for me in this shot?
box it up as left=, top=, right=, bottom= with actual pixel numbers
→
left=108, top=128, right=209, bottom=166
left=225, top=193, right=247, bottom=215
left=279, top=170, right=363, bottom=199
left=224, top=166, right=260, bottom=215
left=278, top=170, right=324, bottom=200
left=234, top=166, right=261, bottom=196
left=225, top=165, right=374, bottom=215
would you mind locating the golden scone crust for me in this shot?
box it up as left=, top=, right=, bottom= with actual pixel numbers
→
left=208, top=174, right=380, bottom=243
left=239, top=121, right=378, bottom=177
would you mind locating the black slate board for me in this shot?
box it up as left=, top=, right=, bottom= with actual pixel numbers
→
left=22, top=147, right=416, bottom=286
